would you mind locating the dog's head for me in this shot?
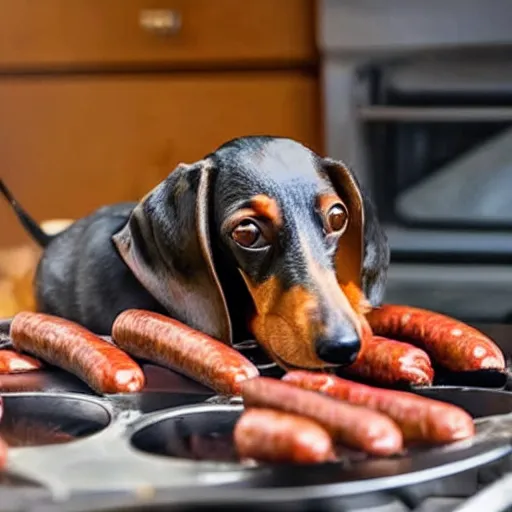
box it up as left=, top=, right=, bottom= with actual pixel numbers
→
left=113, top=136, right=389, bottom=370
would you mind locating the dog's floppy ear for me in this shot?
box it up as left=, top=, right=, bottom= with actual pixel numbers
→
left=112, top=160, right=232, bottom=344
left=322, top=158, right=389, bottom=310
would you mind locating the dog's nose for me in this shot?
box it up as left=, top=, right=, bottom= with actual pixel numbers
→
left=315, top=330, right=361, bottom=366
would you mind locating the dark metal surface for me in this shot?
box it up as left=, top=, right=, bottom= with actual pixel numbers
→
left=0, top=394, right=111, bottom=444
left=0, top=324, right=511, bottom=511
left=126, top=387, right=512, bottom=486
left=0, top=386, right=509, bottom=511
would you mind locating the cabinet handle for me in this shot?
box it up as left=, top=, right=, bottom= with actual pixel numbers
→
left=139, top=9, right=181, bottom=36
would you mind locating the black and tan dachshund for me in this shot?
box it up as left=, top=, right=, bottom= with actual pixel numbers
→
left=1, top=136, right=389, bottom=370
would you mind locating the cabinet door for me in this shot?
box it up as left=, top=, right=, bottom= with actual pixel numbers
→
left=0, top=72, right=320, bottom=247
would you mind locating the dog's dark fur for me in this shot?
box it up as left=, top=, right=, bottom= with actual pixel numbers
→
left=1, top=136, right=389, bottom=368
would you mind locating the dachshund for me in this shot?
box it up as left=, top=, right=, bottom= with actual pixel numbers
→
left=1, top=136, right=390, bottom=370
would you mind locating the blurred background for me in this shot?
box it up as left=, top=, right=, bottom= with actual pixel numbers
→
left=1, top=0, right=512, bottom=323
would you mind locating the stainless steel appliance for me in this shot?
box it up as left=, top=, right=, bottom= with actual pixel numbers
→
left=318, top=0, right=512, bottom=322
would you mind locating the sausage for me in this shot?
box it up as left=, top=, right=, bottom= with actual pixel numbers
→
left=0, top=349, right=43, bottom=374
left=367, top=304, right=505, bottom=372
left=112, top=309, right=259, bottom=396
left=10, top=312, right=145, bottom=395
left=0, top=436, right=6, bottom=470
left=241, top=377, right=403, bottom=456
left=234, top=408, right=335, bottom=464
left=346, top=335, right=434, bottom=386
left=282, top=371, right=475, bottom=444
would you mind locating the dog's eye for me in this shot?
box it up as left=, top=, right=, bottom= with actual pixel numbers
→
left=327, top=204, right=348, bottom=233
left=231, top=220, right=264, bottom=248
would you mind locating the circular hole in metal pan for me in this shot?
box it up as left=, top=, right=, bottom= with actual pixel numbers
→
left=0, top=393, right=111, bottom=447
left=129, top=387, right=512, bottom=500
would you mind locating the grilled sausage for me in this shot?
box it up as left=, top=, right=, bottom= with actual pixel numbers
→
left=0, top=350, right=43, bottom=374
left=282, top=371, right=475, bottom=444
left=10, top=312, right=145, bottom=395
left=234, top=408, right=335, bottom=464
left=241, top=377, right=403, bottom=455
left=346, top=335, right=434, bottom=386
left=367, top=305, right=505, bottom=372
left=112, top=309, right=259, bottom=396
left=0, top=436, right=6, bottom=470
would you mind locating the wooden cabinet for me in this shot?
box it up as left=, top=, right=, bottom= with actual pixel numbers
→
left=0, top=0, right=316, bottom=68
left=0, top=0, right=319, bottom=248
left=1, top=72, right=320, bottom=245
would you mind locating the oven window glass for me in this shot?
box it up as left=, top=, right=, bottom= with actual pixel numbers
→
left=365, top=56, right=512, bottom=230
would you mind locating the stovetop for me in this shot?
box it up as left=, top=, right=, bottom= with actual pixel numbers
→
left=0, top=323, right=511, bottom=512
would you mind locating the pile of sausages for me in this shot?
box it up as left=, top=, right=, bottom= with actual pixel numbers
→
left=234, top=373, right=476, bottom=464
left=355, top=304, right=506, bottom=386
left=5, top=310, right=259, bottom=396
left=0, top=306, right=506, bottom=465
left=3, top=305, right=506, bottom=393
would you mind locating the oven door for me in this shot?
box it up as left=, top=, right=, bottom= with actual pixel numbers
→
left=360, top=53, right=512, bottom=322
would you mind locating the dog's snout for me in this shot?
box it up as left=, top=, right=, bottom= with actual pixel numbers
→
left=315, top=328, right=361, bottom=366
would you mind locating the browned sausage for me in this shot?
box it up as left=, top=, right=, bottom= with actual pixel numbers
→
left=234, top=408, right=335, bottom=464
left=112, top=309, right=259, bottom=396
left=367, top=304, right=505, bottom=372
left=346, top=335, right=434, bottom=386
left=10, top=312, right=145, bottom=395
left=0, top=350, right=43, bottom=374
left=282, top=371, right=475, bottom=444
left=0, top=436, right=6, bottom=470
left=241, top=377, right=403, bottom=456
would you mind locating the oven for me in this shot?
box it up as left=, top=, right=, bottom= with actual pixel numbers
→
left=318, top=0, right=512, bottom=323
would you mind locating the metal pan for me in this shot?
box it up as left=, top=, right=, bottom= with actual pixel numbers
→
left=1, top=387, right=511, bottom=511
left=120, top=387, right=512, bottom=506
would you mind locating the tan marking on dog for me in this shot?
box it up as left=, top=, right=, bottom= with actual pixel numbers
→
left=240, top=272, right=328, bottom=369
left=251, top=195, right=282, bottom=227
left=342, top=281, right=372, bottom=316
